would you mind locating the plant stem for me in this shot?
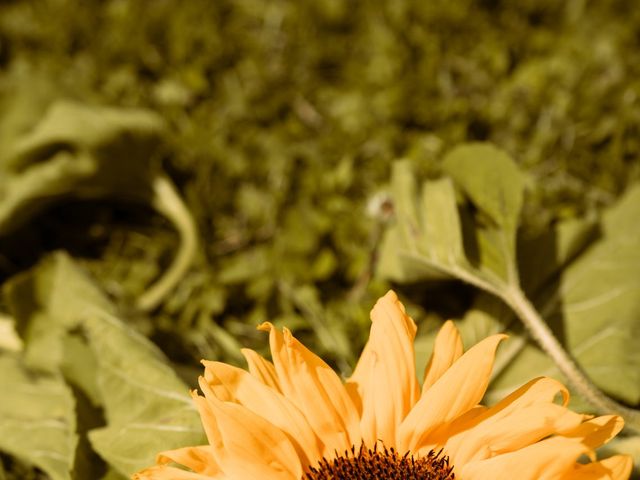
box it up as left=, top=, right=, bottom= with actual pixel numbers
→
left=500, top=284, right=640, bottom=433
left=409, top=252, right=640, bottom=430
left=137, top=175, right=198, bottom=312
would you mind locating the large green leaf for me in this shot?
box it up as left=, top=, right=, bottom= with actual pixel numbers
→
left=442, top=143, right=526, bottom=284
left=518, top=214, right=599, bottom=297
left=86, top=310, right=205, bottom=476
left=0, top=354, right=76, bottom=480
left=490, top=185, right=640, bottom=405
left=3, top=253, right=206, bottom=477
left=378, top=160, right=468, bottom=282
left=0, top=101, right=165, bottom=235
left=378, top=146, right=526, bottom=287
left=5, top=252, right=114, bottom=374
left=442, top=143, right=525, bottom=247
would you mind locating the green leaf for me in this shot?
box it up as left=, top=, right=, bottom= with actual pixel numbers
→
left=417, top=177, right=466, bottom=267
left=378, top=160, right=467, bottom=282
left=456, top=293, right=514, bottom=351
left=3, top=253, right=206, bottom=477
left=442, top=143, right=526, bottom=284
left=0, top=354, right=76, bottom=480
left=4, top=252, right=115, bottom=374
left=0, top=100, right=167, bottom=235
left=379, top=146, right=527, bottom=288
left=100, top=469, right=129, bottom=480
left=86, top=310, right=205, bottom=476
left=442, top=142, right=525, bottom=245
left=518, top=215, right=598, bottom=297
left=490, top=184, right=640, bottom=405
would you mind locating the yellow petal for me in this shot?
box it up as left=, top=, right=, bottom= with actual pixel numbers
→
left=461, top=436, right=589, bottom=480
left=240, top=348, right=281, bottom=393
left=602, top=455, right=634, bottom=480
left=191, top=391, right=225, bottom=454
left=445, top=403, right=586, bottom=465
left=156, top=445, right=220, bottom=476
left=200, top=361, right=321, bottom=466
left=343, top=340, right=371, bottom=415
left=483, top=376, right=571, bottom=419
left=345, top=290, right=420, bottom=446
left=435, top=377, right=583, bottom=464
left=422, top=320, right=464, bottom=391
left=558, top=454, right=633, bottom=480
left=398, top=333, right=506, bottom=451
left=258, top=321, right=361, bottom=456
left=563, top=415, right=625, bottom=450
left=422, top=376, right=569, bottom=450
left=132, top=465, right=220, bottom=479
left=191, top=390, right=299, bottom=479
left=198, top=384, right=302, bottom=480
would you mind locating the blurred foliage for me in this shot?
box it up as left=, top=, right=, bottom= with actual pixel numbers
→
left=0, top=0, right=640, bottom=476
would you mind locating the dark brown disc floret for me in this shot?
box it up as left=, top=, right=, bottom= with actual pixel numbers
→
left=304, top=443, right=455, bottom=480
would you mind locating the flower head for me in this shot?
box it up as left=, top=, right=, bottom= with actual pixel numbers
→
left=133, top=291, right=632, bottom=479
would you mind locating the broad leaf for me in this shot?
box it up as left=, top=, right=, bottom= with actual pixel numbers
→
left=442, top=142, right=525, bottom=247
left=378, top=160, right=467, bottom=282
left=379, top=146, right=526, bottom=287
left=0, top=354, right=76, bottom=480
left=442, top=143, right=526, bottom=284
left=490, top=185, right=640, bottom=405
left=0, top=101, right=166, bottom=235
left=4, top=252, right=115, bottom=374
left=518, top=215, right=598, bottom=297
left=86, top=310, right=205, bottom=476
left=3, top=253, right=206, bottom=477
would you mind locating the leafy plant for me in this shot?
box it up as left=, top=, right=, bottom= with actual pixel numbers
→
left=1, top=0, right=640, bottom=477
left=378, top=143, right=640, bottom=430
left=1, top=253, right=205, bottom=479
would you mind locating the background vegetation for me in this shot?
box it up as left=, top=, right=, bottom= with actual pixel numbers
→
left=0, top=0, right=639, bottom=478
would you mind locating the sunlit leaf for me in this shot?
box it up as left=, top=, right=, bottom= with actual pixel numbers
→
left=0, top=101, right=166, bottom=235
left=442, top=143, right=526, bottom=284
left=86, top=310, right=205, bottom=476
left=378, top=160, right=468, bottom=282
left=490, top=185, right=640, bottom=405
left=0, top=354, right=76, bottom=480
left=3, top=253, right=205, bottom=477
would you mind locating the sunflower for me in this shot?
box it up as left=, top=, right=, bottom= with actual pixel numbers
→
left=133, top=290, right=632, bottom=479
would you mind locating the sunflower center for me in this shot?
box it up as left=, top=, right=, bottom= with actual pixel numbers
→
left=303, top=444, right=455, bottom=480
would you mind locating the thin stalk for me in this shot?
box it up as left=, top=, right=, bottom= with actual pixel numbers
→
left=137, top=175, right=198, bottom=312
left=413, top=253, right=640, bottom=431
left=499, top=284, right=640, bottom=433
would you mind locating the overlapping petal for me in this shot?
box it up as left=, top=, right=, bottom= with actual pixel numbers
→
left=240, top=348, right=282, bottom=393
left=133, top=465, right=217, bottom=479
left=258, top=321, right=361, bottom=456
left=461, top=436, right=591, bottom=480
left=133, top=290, right=632, bottom=480
left=197, top=382, right=302, bottom=479
left=345, top=290, right=420, bottom=446
left=422, top=319, right=464, bottom=391
left=156, top=445, right=220, bottom=476
left=200, top=360, right=321, bottom=465
left=398, top=332, right=506, bottom=451
left=558, top=455, right=633, bottom=480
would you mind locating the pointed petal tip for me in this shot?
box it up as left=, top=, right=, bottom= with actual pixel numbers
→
left=383, top=289, right=399, bottom=300
left=282, top=327, right=295, bottom=345
left=442, top=319, right=455, bottom=328
left=613, top=454, right=634, bottom=479
left=376, top=290, right=404, bottom=311
left=257, top=321, right=273, bottom=332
